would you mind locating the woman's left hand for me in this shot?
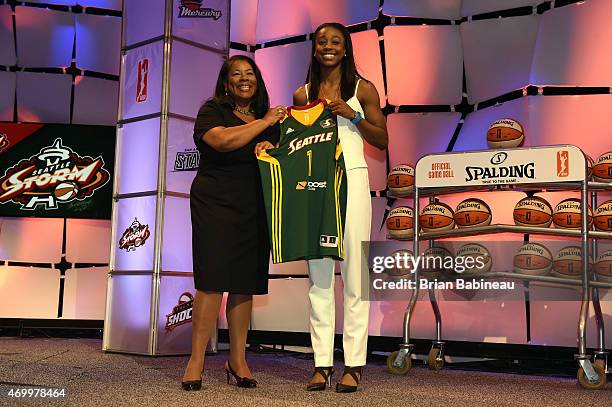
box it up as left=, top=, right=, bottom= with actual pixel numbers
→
left=328, top=99, right=356, bottom=121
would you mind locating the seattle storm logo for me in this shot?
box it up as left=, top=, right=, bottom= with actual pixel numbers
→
left=0, top=133, right=9, bottom=153
left=119, top=218, right=151, bottom=252
left=178, top=0, right=222, bottom=19
left=0, top=138, right=110, bottom=210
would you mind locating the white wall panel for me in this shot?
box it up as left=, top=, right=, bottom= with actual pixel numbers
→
left=15, top=6, right=74, bottom=68
left=255, top=0, right=310, bottom=43
left=0, top=5, right=16, bottom=66
left=255, top=42, right=310, bottom=107
left=388, top=112, right=460, bottom=168
left=0, top=266, right=60, bottom=318
left=384, top=25, right=463, bottom=106
left=230, top=0, right=258, bottom=45
left=383, top=0, right=461, bottom=20
left=229, top=48, right=255, bottom=59
left=17, top=72, right=72, bottom=123
left=252, top=278, right=311, bottom=332
left=63, top=267, right=108, bottom=319
left=462, top=15, right=539, bottom=104
left=370, top=197, right=388, bottom=241
left=117, top=118, right=160, bottom=195
left=66, top=219, right=111, bottom=264
left=76, top=14, right=121, bottom=75
left=73, top=76, right=118, bottom=125
left=124, top=0, right=164, bottom=47
left=531, top=0, right=612, bottom=86
left=365, top=143, right=387, bottom=192
left=0, top=217, right=63, bottom=263
left=0, top=71, right=15, bottom=121
left=461, top=0, right=540, bottom=17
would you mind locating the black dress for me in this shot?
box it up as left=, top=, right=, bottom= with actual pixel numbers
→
left=190, top=100, right=279, bottom=294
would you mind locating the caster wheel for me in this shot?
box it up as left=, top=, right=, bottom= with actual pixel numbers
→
left=387, top=351, right=412, bottom=375
left=577, top=363, right=607, bottom=390
left=428, top=348, right=444, bottom=371
left=593, top=359, right=606, bottom=371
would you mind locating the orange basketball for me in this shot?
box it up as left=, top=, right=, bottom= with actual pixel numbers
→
left=420, top=202, right=455, bottom=232
left=595, top=250, right=612, bottom=283
left=454, top=198, right=492, bottom=228
left=387, top=165, right=415, bottom=195
left=387, top=206, right=414, bottom=239
left=592, top=151, right=612, bottom=182
left=593, top=200, right=612, bottom=231
left=552, top=198, right=593, bottom=229
left=487, top=118, right=524, bottom=149
left=585, top=154, right=594, bottom=180
left=513, top=196, right=553, bottom=227
left=552, top=246, right=592, bottom=279
left=513, top=243, right=552, bottom=276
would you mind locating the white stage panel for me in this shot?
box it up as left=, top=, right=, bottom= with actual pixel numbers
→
left=388, top=112, right=460, bottom=169
left=383, top=0, right=461, bottom=20
left=113, top=196, right=157, bottom=272
left=255, top=42, right=310, bottom=107
left=124, top=0, right=164, bottom=47
left=454, top=97, right=529, bottom=152
left=461, top=15, right=539, bottom=104
left=169, top=43, right=224, bottom=119
left=63, top=267, right=108, bottom=319
left=15, top=6, right=74, bottom=68
left=172, top=0, right=228, bottom=50
left=531, top=0, right=612, bottom=86
left=77, top=1, right=122, bottom=10
left=461, top=0, right=540, bottom=17
left=0, top=266, right=60, bottom=319
left=0, top=71, right=15, bottom=122
left=308, top=0, right=379, bottom=30
left=352, top=30, right=385, bottom=108
left=66, top=219, right=112, bottom=264
left=162, top=197, right=192, bottom=273
left=116, top=118, right=161, bottom=195
left=76, top=14, right=121, bottom=75
left=255, top=0, right=310, bottom=43
left=166, top=117, right=198, bottom=195
left=252, top=277, right=311, bottom=332
left=156, top=274, right=196, bottom=354
left=0, top=5, right=15, bottom=66
left=230, top=0, right=258, bottom=45
left=17, top=72, right=72, bottom=123
left=122, top=42, right=163, bottom=120
left=73, top=76, right=119, bottom=125
left=0, top=217, right=63, bottom=263
left=384, top=25, right=462, bottom=106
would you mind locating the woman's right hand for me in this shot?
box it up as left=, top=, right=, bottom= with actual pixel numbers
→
left=254, top=141, right=276, bottom=156
left=263, top=105, right=287, bottom=127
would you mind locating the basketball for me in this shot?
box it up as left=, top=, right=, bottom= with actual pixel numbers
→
left=455, top=243, right=492, bottom=274
left=592, top=151, right=612, bottom=182
left=387, top=206, right=414, bottom=239
left=387, top=164, right=415, bottom=195
left=552, top=198, right=593, bottom=229
left=420, top=202, right=455, bottom=232
left=585, top=154, right=594, bottom=180
left=513, top=243, right=553, bottom=276
left=386, top=249, right=414, bottom=278
left=513, top=196, right=553, bottom=227
left=552, top=246, right=592, bottom=279
left=594, top=250, right=612, bottom=283
left=54, top=182, right=78, bottom=201
left=487, top=118, right=524, bottom=149
left=422, top=246, right=453, bottom=279
left=454, top=198, right=492, bottom=228
left=593, top=200, right=612, bottom=231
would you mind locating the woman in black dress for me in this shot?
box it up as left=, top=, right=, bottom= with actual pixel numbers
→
left=182, top=55, right=286, bottom=391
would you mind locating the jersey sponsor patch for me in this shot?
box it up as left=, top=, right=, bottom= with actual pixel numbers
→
left=286, top=127, right=295, bottom=134
left=320, top=235, right=338, bottom=248
left=296, top=180, right=327, bottom=190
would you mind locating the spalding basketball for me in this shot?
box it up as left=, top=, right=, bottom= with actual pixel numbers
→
left=552, top=246, right=592, bottom=279
left=454, top=198, right=492, bottom=228
left=585, top=154, right=594, bottom=180
left=387, top=249, right=414, bottom=278
left=513, top=196, right=553, bottom=227
left=594, top=250, right=612, bottom=283
left=593, top=200, right=612, bottom=231
left=552, top=198, right=593, bottom=229
left=54, top=182, right=78, bottom=201
left=513, top=243, right=553, bottom=276
left=387, top=165, right=415, bottom=195
left=421, top=246, right=453, bottom=279
left=420, top=202, right=455, bottom=232
left=592, top=151, right=612, bottom=182
left=455, top=243, right=492, bottom=274
left=487, top=118, right=524, bottom=149
left=387, top=206, right=414, bottom=239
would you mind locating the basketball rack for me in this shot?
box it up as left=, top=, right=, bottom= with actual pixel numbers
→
left=385, top=145, right=611, bottom=389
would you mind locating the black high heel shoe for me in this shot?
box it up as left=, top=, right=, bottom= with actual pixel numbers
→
left=181, top=378, right=202, bottom=391
left=306, top=366, right=334, bottom=391
left=225, top=361, right=257, bottom=388
left=335, top=366, right=363, bottom=393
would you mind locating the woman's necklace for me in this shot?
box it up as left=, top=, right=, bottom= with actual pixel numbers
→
left=319, top=85, right=340, bottom=101
left=234, top=105, right=254, bottom=116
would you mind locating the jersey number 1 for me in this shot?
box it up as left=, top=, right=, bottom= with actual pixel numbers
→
left=307, top=150, right=312, bottom=177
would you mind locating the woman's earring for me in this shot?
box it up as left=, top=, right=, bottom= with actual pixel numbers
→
left=224, top=88, right=228, bottom=95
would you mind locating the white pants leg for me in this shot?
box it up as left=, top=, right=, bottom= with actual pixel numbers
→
left=308, top=168, right=371, bottom=367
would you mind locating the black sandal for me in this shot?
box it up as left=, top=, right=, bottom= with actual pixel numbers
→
left=306, top=366, right=334, bottom=391
left=335, top=366, right=363, bottom=393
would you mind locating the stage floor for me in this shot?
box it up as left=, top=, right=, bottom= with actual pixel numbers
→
left=0, top=337, right=609, bottom=406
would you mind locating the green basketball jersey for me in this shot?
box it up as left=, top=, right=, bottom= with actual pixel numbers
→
left=257, top=100, right=347, bottom=263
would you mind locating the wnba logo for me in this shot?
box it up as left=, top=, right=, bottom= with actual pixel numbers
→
left=136, top=59, right=148, bottom=103
left=557, top=150, right=569, bottom=177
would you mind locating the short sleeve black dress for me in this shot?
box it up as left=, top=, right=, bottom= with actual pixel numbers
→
left=190, top=100, right=279, bottom=294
